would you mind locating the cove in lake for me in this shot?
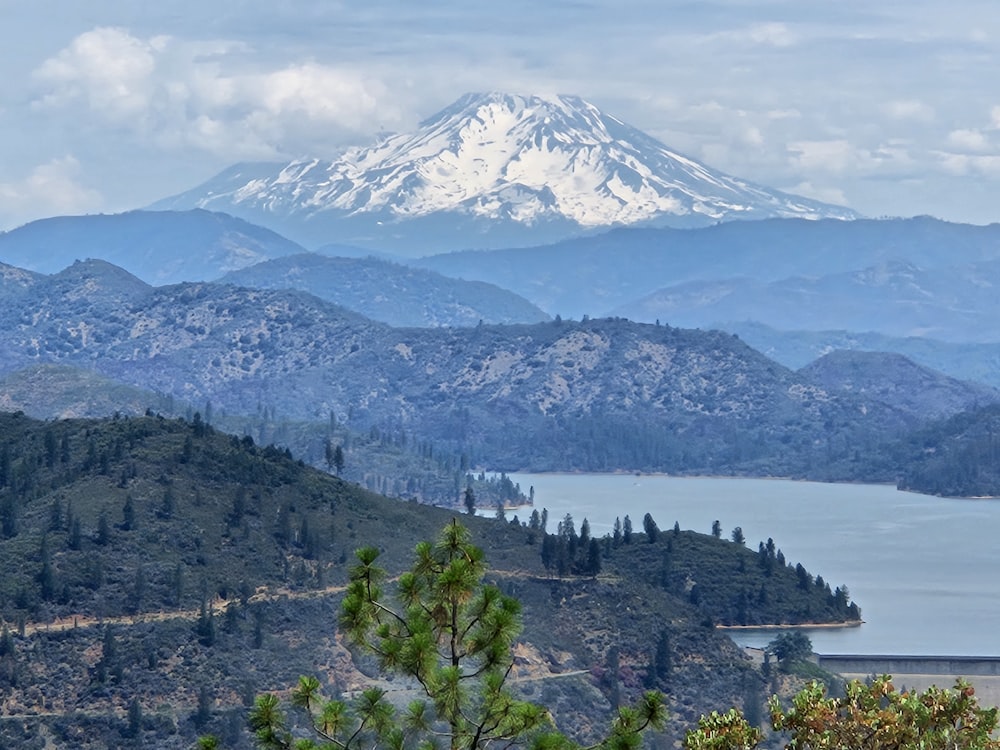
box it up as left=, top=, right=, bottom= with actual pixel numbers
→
left=508, top=474, right=1000, bottom=657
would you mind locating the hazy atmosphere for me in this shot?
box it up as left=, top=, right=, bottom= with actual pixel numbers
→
left=4, top=1, right=1000, bottom=230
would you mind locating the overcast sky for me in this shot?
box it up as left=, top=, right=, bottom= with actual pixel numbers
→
left=3, top=0, right=1000, bottom=231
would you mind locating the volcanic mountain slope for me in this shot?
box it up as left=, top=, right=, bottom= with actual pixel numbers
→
left=219, top=253, right=549, bottom=327
left=0, top=259, right=915, bottom=478
left=151, top=92, right=858, bottom=252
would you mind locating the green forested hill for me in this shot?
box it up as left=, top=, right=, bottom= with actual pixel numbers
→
left=0, top=412, right=855, bottom=748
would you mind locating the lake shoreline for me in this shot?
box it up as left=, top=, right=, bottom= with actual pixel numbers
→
left=717, top=620, right=864, bottom=631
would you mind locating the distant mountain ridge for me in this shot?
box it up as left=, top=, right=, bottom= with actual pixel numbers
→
left=0, top=209, right=307, bottom=285
left=151, top=92, right=859, bottom=252
left=798, top=350, right=1000, bottom=421
left=611, top=259, right=1000, bottom=342
left=220, top=253, right=549, bottom=327
left=0, top=258, right=915, bottom=478
left=414, top=216, right=1000, bottom=323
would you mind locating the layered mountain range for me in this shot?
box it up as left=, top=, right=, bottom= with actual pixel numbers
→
left=3, top=257, right=997, bottom=484
left=152, top=92, right=859, bottom=252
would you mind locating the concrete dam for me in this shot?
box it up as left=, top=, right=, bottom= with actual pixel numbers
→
left=818, top=654, right=1000, bottom=677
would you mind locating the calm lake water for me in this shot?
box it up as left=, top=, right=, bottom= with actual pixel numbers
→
left=508, top=474, right=1000, bottom=657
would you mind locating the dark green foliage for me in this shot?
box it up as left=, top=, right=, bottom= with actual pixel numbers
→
left=95, top=626, right=119, bottom=684
left=126, top=696, right=143, bottom=739
left=96, top=511, right=110, bottom=545
left=645, top=629, right=672, bottom=689
left=766, top=631, right=813, bottom=669
left=540, top=514, right=606, bottom=578
left=196, top=598, right=216, bottom=647
left=891, top=404, right=1000, bottom=496
left=0, top=625, right=13, bottom=657
left=605, top=525, right=860, bottom=628
left=464, top=484, right=476, bottom=515
left=194, top=685, right=213, bottom=730
left=643, top=512, right=659, bottom=543
left=121, top=494, right=135, bottom=530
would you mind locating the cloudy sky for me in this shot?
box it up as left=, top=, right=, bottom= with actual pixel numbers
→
left=2, top=0, right=1000, bottom=231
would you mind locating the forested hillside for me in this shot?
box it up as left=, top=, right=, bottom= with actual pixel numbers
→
left=0, top=412, right=857, bottom=748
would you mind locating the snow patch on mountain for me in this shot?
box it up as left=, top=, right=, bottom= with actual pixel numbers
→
left=152, top=92, right=860, bottom=248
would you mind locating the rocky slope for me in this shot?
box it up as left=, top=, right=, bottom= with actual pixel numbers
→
left=0, top=259, right=912, bottom=478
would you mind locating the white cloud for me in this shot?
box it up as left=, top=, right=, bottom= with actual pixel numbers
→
left=990, top=105, right=1000, bottom=130
left=787, top=139, right=858, bottom=173
left=746, top=22, right=799, bottom=48
left=935, top=152, right=1000, bottom=176
left=701, top=22, right=800, bottom=49
left=883, top=99, right=935, bottom=122
left=33, top=27, right=162, bottom=122
left=0, top=157, right=102, bottom=229
left=946, top=128, right=992, bottom=153
left=781, top=181, right=848, bottom=206
left=30, top=27, right=397, bottom=160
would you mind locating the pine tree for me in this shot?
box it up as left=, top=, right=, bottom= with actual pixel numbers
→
left=241, top=521, right=666, bottom=750
left=127, top=696, right=144, bottom=738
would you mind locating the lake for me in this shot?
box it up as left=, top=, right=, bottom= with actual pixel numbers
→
left=508, top=474, right=1000, bottom=657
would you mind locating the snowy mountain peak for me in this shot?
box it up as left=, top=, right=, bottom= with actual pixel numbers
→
left=151, top=92, right=860, bottom=253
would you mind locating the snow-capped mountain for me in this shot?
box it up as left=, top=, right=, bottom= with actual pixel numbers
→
left=152, top=92, right=860, bottom=254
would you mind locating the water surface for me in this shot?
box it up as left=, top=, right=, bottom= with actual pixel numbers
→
left=509, top=474, right=1000, bottom=656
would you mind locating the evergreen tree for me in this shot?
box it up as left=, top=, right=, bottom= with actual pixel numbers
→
left=0, top=625, right=13, bottom=657
left=48, top=497, right=62, bottom=533
left=96, top=511, right=110, bottom=545
left=194, top=685, right=213, bottom=730
left=645, top=628, right=672, bottom=689
left=95, top=626, right=118, bottom=684
left=37, top=536, right=55, bottom=601
left=122, top=495, right=136, bottom=530
left=196, top=598, right=217, bottom=647
left=643, top=512, right=659, bottom=543
left=127, top=696, right=144, bottom=739
left=244, top=521, right=666, bottom=750
left=463, top=485, right=476, bottom=515
left=585, top=538, right=602, bottom=578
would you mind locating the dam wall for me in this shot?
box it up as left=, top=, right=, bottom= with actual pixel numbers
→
left=818, top=655, right=1000, bottom=677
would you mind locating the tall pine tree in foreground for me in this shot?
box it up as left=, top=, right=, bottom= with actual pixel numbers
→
left=239, top=520, right=666, bottom=750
